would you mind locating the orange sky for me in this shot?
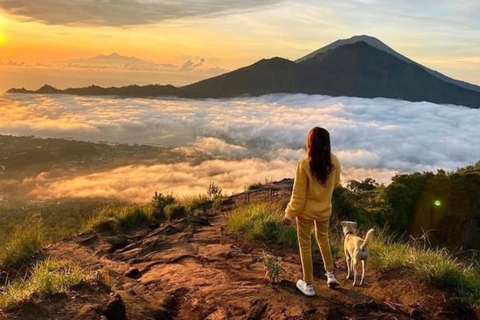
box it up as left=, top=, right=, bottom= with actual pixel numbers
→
left=0, top=1, right=479, bottom=91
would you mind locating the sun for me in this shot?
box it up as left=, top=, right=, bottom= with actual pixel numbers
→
left=0, top=30, right=6, bottom=45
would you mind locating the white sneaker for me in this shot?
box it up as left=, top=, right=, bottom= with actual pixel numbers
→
left=296, top=279, right=316, bottom=296
left=326, top=272, right=339, bottom=288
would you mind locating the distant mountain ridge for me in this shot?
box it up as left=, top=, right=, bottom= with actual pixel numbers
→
left=8, top=35, right=480, bottom=109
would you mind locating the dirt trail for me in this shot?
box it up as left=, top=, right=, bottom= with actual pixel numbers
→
left=2, top=192, right=479, bottom=320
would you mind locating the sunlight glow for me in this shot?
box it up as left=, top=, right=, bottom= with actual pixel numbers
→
left=0, top=30, right=6, bottom=45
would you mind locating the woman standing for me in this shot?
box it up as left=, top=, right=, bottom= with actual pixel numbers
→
left=283, top=127, right=341, bottom=296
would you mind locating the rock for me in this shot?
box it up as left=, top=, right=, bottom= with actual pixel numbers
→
left=409, top=307, right=423, bottom=319
left=102, top=294, right=127, bottom=320
left=106, top=236, right=130, bottom=252
left=94, top=218, right=117, bottom=232
left=124, top=268, right=141, bottom=279
left=246, top=299, right=268, bottom=320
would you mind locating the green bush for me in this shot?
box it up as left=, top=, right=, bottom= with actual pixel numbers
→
left=0, top=259, right=83, bottom=309
left=164, top=204, right=187, bottom=221
left=152, top=192, right=176, bottom=220
left=0, top=218, right=45, bottom=270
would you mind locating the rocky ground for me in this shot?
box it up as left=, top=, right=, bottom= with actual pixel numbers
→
left=1, top=189, right=479, bottom=320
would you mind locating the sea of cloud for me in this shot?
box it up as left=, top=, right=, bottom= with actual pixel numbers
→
left=1, top=93, right=479, bottom=201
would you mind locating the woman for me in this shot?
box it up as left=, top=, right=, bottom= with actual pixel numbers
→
left=283, top=127, right=341, bottom=296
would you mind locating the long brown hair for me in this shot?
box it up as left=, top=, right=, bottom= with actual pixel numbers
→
left=306, top=127, right=334, bottom=186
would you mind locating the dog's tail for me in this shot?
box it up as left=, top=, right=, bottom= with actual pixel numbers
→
left=360, top=229, right=374, bottom=251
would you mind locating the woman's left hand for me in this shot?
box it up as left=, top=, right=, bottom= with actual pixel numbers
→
left=282, top=215, right=292, bottom=226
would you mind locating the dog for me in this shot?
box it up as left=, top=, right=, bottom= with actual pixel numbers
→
left=341, top=221, right=374, bottom=286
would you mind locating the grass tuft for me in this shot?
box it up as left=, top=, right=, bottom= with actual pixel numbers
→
left=369, top=232, right=480, bottom=305
left=84, top=203, right=156, bottom=232
left=247, top=182, right=264, bottom=191
left=0, top=218, right=45, bottom=270
left=180, top=195, right=211, bottom=216
left=227, top=201, right=341, bottom=259
left=164, top=204, right=187, bottom=221
left=0, top=258, right=83, bottom=309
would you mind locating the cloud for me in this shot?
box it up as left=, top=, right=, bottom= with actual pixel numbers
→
left=26, top=159, right=296, bottom=202
left=175, top=137, right=247, bottom=157
left=0, top=60, right=26, bottom=67
left=2, top=93, right=480, bottom=200
left=0, top=0, right=284, bottom=26
left=180, top=58, right=206, bottom=72
left=25, top=159, right=399, bottom=202
left=60, top=53, right=178, bottom=72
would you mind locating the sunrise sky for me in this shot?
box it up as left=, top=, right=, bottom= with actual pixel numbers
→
left=1, top=0, right=479, bottom=91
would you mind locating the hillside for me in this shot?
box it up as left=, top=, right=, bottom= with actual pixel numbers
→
left=7, top=36, right=480, bottom=108
left=1, top=185, right=479, bottom=320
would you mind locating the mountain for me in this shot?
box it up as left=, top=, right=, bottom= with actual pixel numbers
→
left=8, top=84, right=184, bottom=97
left=7, top=36, right=480, bottom=108
left=183, top=40, right=480, bottom=107
left=296, top=35, right=480, bottom=93
left=65, top=53, right=147, bottom=65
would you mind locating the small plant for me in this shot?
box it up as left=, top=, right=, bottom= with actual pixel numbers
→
left=164, top=204, right=187, bottom=221
left=92, top=267, right=116, bottom=288
left=263, top=252, right=284, bottom=284
left=207, top=182, right=222, bottom=200
left=0, top=217, right=45, bottom=270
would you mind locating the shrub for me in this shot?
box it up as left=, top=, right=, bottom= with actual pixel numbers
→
left=0, top=218, right=45, bottom=270
left=0, top=259, right=83, bottom=310
left=247, top=182, right=264, bottom=191
left=164, top=204, right=187, bottom=221
left=152, top=192, right=176, bottom=220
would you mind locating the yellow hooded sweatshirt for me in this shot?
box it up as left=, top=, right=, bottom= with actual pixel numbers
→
left=285, top=153, right=341, bottom=221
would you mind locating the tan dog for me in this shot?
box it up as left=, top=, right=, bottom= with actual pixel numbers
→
left=341, top=221, right=374, bottom=286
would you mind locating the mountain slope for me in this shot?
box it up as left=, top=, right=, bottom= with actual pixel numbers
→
left=296, top=41, right=480, bottom=106
left=296, top=35, right=480, bottom=93
left=182, top=57, right=308, bottom=97
left=2, top=187, right=477, bottom=320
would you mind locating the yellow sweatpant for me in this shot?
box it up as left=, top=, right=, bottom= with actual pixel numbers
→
left=296, top=216, right=334, bottom=284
